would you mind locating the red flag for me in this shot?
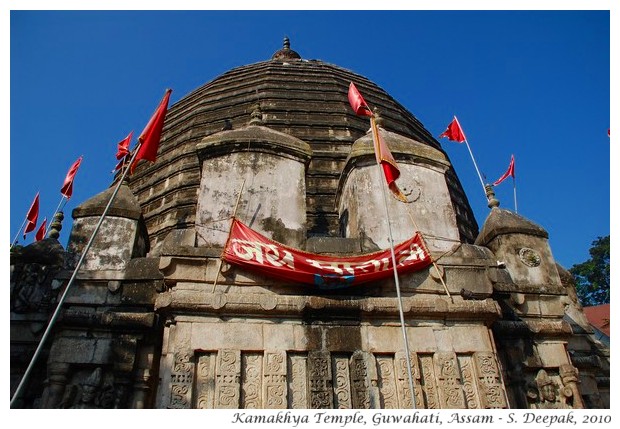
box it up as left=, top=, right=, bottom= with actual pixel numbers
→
left=439, top=116, right=467, bottom=143
left=371, top=118, right=408, bottom=203
left=493, top=154, right=515, bottom=186
left=35, top=218, right=47, bottom=241
left=23, top=193, right=40, bottom=237
left=348, top=82, right=373, bottom=117
left=130, top=89, right=172, bottom=174
left=116, top=131, right=133, bottom=160
left=60, top=156, right=83, bottom=199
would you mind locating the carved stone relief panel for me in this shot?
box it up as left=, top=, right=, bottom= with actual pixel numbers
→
left=433, top=352, right=466, bottom=408
left=215, top=349, right=241, bottom=408
left=332, top=354, right=353, bottom=408
left=263, top=350, right=287, bottom=409
left=473, top=352, right=508, bottom=408
left=457, top=354, right=481, bottom=409
left=395, top=351, right=424, bottom=409
left=194, top=352, right=216, bottom=409
left=308, top=350, right=333, bottom=409
left=241, top=353, right=263, bottom=409
left=350, top=350, right=379, bottom=409
left=168, top=352, right=194, bottom=409
left=527, top=368, right=581, bottom=409
left=419, top=354, right=440, bottom=409
left=376, top=355, right=399, bottom=408
left=288, top=354, right=308, bottom=408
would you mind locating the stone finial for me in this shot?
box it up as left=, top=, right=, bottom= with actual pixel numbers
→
left=46, top=211, right=64, bottom=240
left=373, top=108, right=384, bottom=128
left=484, top=184, right=500, bottom=208
left=271, top=36, right=301, bottom=60
left=249, top=104, right=263, bottom=125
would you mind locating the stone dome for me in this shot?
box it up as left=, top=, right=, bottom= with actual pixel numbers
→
left=129, top=39, right=478, bottom=251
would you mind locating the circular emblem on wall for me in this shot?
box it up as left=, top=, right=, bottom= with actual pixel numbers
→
left=394, top=176, right=421, bottom=203
left=518, top=247, right=541, bottom=267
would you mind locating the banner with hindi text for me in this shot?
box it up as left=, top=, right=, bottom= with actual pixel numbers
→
left=223, top=218, right=432, bottom=289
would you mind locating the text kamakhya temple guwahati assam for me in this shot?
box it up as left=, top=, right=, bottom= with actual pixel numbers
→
left=10, top=38, right=609, bottom=409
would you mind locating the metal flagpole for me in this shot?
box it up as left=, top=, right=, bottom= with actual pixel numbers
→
left=371, top=116, right=417, bottom=409
left=513, top=176, right=518, bottom=213
left=212, top=178, right=246, bottom=293
left=452, top=116, right=487, bottom=198
left=10, top=218, right=29, bottom=249
left=10, top=146, right=142, bottom=408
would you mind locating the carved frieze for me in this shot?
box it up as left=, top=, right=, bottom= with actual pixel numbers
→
left=350, top=350, right=379, bottom=409
left=241, top=353, right=263, bottom=408
left=308, top=350, right=333, bottom=408
left=434, top=352, right=466, bottom=408
left=194, top=352, right=216, bottom=409
left=215, top=349, right=241, bottom=408
left=333, top=354, right=352, bottom=408
left=376, top=355, right=399, bottom=408
left=419, top=354, right=440, bottom=409
left=263, top=350, right=287, bottom=408
left=169, top=352, right=194, bottom=409
left=288, top=354, right=308, bottom=408
left=473, top=352, right=508, bottom=408
left=395, top=351, right=423, bottom=408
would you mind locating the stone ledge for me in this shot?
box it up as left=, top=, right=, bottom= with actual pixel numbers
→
left=155, top=291, right=501, bottom=322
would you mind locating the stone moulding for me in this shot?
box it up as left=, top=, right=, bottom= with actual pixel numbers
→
left=196, top=125, right=313, bottom=166
left=493, top=319, right=572, bottom=336
left=154, top=290, right=501, bottom=321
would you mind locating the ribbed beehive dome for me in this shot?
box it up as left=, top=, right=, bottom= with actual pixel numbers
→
left=129, top=38, right=478, bottom=252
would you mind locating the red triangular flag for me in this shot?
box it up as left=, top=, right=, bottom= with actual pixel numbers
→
left=116, top=131, right=133, bottom=160
left=493, top=154, right=515, bottom=186
left=23, top=193, right=40, bottom=237
left=35, top=218, right=47, bottom=241
left=130, top=89, right=172, bottom=174
left=348, top=82, right=373, bottom=117
left=439, top=116, right=467, bottom=143
left=371, top=118, right=408, bottom=203
left=60, top=156, right=83, bottom=199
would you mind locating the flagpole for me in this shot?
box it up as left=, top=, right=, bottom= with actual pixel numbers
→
left=371, top=116, right=417, bottom=409
left=10, top=218, right=29, bottom=249
left=451, top=117, right=487, bottom=198
left=513, top=176, right=518, bottom=213
left=212, top=178, right=246, bottom=293
left=10, top=145, right=142, bottom=408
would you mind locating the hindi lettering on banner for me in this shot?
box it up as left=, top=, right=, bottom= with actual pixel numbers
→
left=223, top=219, right=432, bottom=289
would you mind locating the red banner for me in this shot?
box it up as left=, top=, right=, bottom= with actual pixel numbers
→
left=223, top=219, right=432, bottom=289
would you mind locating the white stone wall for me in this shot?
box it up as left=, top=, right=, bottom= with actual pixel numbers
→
left=196, top=151, right=307, bottom=248
left=339, top=162, right=460, bottom=253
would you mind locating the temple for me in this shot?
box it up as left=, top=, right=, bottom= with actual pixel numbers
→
left=10, top=38, right=609, bottom=409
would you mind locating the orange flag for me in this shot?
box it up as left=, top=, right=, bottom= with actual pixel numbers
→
left=130, top=89, right=172, bottom=174
left=370, top=117, right=408, bottom=203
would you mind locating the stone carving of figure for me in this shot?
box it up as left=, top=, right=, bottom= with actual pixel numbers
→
left=532, top=369, right=565, bottom=409
left=72, top=368, right=103, bottom=409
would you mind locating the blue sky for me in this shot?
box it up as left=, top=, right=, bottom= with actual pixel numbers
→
left=8, top=7, right=612, bottom=270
